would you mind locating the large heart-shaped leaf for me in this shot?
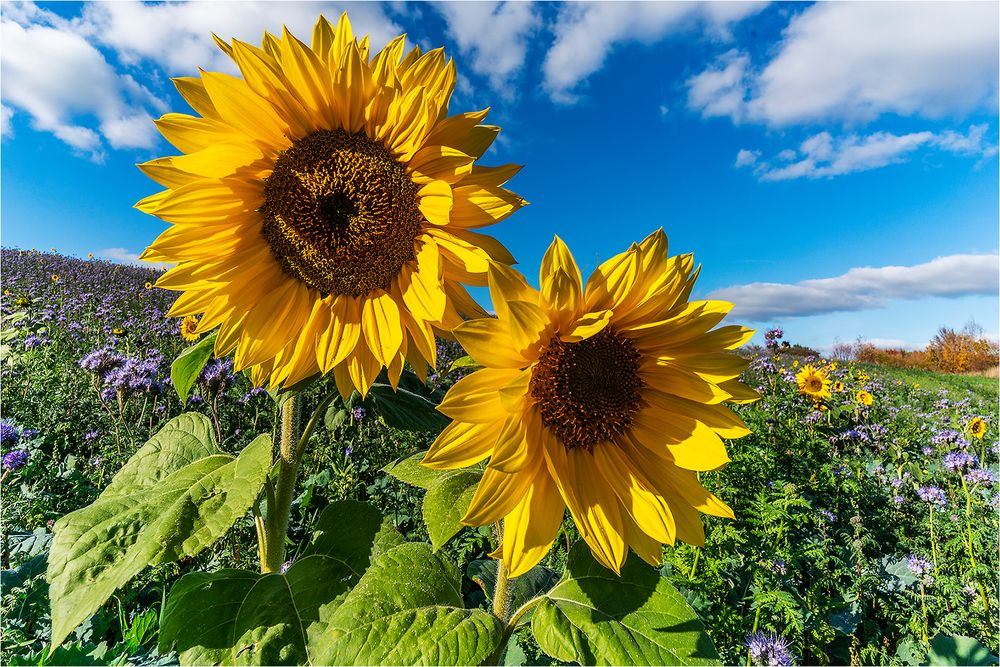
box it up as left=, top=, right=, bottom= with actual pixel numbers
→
left=313, top=542, right=503, bottom=665
left=48, top=413, right=272, bottom=648
left=531, top=542, right=720, bottom=666
left=159, top=500, right=404, bottom=665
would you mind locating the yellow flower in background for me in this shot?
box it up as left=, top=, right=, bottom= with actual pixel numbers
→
left=796, top=364, right=831, bottom=402
left=112, top=327, right=125, bottom=336
left=792, top=360, right=799, bottom=368
left=827, top=362, right=838, bottom=371
left=180, top=316, right=201, bottom=342
left=833, top=380, right=845, bottom=392
left=422, top=232, right=758, bottom=576
left=857, top=372, right=870, bottom=383
left=87, top=253, right=94, bottom=259
left=967, top=417, right=987, bottom=439
left=137, top=14, right=525, bottom=393
left=50, top=274, right=59, bottom=283
left=855, top=390, right=874, bottom=406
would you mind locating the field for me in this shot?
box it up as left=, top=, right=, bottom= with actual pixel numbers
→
left=2, top=249, right=998, bottom=666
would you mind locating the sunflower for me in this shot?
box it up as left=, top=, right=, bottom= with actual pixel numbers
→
left=180, top=316, right=201, bottom=342
left=144, top=282, right=153, bottom=290
left=796, top=365, right=831, bottom=402
left=855, top=390, right=873, bottom=406
left=137, top=14, right=524, bottom=393
left=422, top=232, right=758, bottom=576
left=832, top=380, right=845, bottom=392
left=967, top=417, right=986, bottom=439
left=50, top=274, right=59, bottom=283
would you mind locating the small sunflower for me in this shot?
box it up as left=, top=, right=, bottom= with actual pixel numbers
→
left=422, top=232, right=758, bottom=576
left=137, top=14, right=524, bottom=393
left=832, top=380, right=845, bottom=392
left=87, top=253, right=94, bottom=259
left=967, top=417, right=987, bottom=439
left=796, top=365, right=831, bottom=402
left=180, top=316, right=201, bottom=342
left=112, top=327, right=126, bottom=336
left=855, top=390, right=873, bottom=406
left=144, top=282, right=153, bottom=290
left=50, top=274, right=59, bottom=283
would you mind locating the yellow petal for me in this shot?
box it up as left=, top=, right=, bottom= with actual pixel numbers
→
left=462, top=466, right=533, bottom=526
left=200, top=71, right=288, bottom=148
left=641, top=362, right=732, bottom=405
left=172, top=77, right=220, bottom=120
left=451, top=185, right=526, bottom=228
left=400, top=239, right=446, bottom=322
left=316, top=295, right=361, bottom=371
left=361, top=289, right=404, bottom=366
left=409, top=145, right=474, bottom=184
left=502, top=467, right=564, bottom=578
left=154, top=113, right=245, bottom=154
left=418, top=180, right=453, bottom=226
left=584, top=246, right=640, bottom=312
left=453, top=317, right=529, bottom=369
left=487, top=263, right=536, bottom=321
left=593, top=444, right=675, bottom=546
left=423, top=420, right=497, bottom=470
left=560, top=309, right=612, bottom=343
left=436, top=368, right=521, bottom=423
left=506, top=300, right=549, bottom=354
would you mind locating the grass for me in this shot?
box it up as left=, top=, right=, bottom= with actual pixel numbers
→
left=857, top=362, right=999, bottom=402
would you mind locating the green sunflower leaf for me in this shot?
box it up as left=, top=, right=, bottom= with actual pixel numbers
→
left=48, top=414, right=272, bottom=649
left=927, top=634, right=998, bottom=666
left=423, top=470, right=482, bottom=550
left=311, top=542, right=503, bottom=665
left=383, top=450, right=442, bottom=489
left=159, top=500, right=405, bottom=665
left=366, top=369, right=450, bottom=432
left=468, top=559, right=560, bottom=624
left=170, top=331, right=218, bottom=402
left=531, top=541, right=721, bottom=666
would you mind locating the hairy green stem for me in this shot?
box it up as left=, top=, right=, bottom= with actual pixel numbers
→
left=928, top=505, right=939, bottom=579
left=262, top=397, right=299, bottom=574
left=689, top=547, right=701, bottom=580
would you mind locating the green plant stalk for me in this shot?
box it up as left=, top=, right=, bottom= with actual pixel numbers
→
left=927, top=505, right=939, bottom=579
left=919, top=580, right=928, bottom=643
left=262, top=396, right=299, bottom=574
left=483, top=522, right=515, bottom=666
left=959, top=477, right=990, bottom=616
left=747, top=604, right=763, bottom=666
left=689, top=546, right=701, bottom=580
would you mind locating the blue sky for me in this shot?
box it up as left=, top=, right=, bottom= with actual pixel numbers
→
left=2, top=1, right=998, bottom=352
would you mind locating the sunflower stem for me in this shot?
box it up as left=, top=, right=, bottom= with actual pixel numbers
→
left=262, top=397, right=300, bottom=574
left=483, top=522, right=514, bottom=666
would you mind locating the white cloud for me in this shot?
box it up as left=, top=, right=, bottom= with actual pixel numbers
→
left=689, top=2, right=999, bottom=125
left=740, top=125, right=997, bottom=181
left=1, top=106, right=13, bottom=138
left=1, top=4, right=163, bottom=160
left=79, top=2, right=403, bottom=77
left=97, top=247, right=172, bottom=270
left=687, top=49, right=750, bottom=122
left=543, top=2, right=766, bottom=103
left=733, top=148, right=759, bottom=168
left=708, top=254, right=1000, bottom=321
left=433, top=1, right=540, bottom=97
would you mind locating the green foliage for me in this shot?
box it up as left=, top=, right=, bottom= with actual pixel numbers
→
left=169, top=332, right=217, bottom=402
left=364, top=369, right=451, bottom=432
left=47, top=414, right=272, bottom=648
left=927, top=634, right=998, bottom=666
left=532, top=542, right=721, bottom=666
left=468, top=560, right=560, bottom=624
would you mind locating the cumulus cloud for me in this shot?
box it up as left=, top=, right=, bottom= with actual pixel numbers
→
left=97, top=247, right=171, bottom=270
left=735, top=125, right=998, bottom=181
left=1, top=6, right=164, bottom=160
left=1, top=1, right=402, bottom=158
left=433, top=1, right=540, bottom=97
left=543, top=2, right=766, bottom=103
left=79, top=1, right=402, bottom=77
left=688, top=2, right=999, bottom=125
left=708, top=254, right=1000, bottom=321
left=1, top=106, right=13, bottom=138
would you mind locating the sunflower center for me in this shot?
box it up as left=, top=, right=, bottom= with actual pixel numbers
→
left=529, top=327, right=645, bottom=450
left=260, top=129, right=423, bottom=297
left=809, top=379, right=823, bottom=392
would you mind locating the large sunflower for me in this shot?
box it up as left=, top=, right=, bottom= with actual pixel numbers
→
left=137, top=14, right=525, bottom=393
left=422, top=232, right=758, bottom=576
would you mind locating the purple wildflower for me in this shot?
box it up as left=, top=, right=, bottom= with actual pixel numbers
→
left=352, top=406, right=366, bottom=422
left=916, top=486, right=948, bottom=506
left=3, top=449, right=29, bottom=471
left=965, top=467, right=995, bottom=486
left=0, top=419, right=19, bottom=447
left=943, top=452, right=978, bottom=471
left=745, top=631, right=795, bottom=666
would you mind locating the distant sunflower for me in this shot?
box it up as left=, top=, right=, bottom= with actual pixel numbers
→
left=796, top=365, right=830, bottom=402
left=422, top=232, right=758, bottom=576
left=137, top=14, right=524, bottom=393
left=180, top=316, right=201, bottom=342
left=967, top=417, right=986, bottom=439
left=112, top=327, right=125, bottom=336
left=50, top=274, right=59, bottom=283
left=144, top=282, right=153, bottom=290
left=832, top=380, right=845, bottom=392
left=855, top=390, right=873, bottom=406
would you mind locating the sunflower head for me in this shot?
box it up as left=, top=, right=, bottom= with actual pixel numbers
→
left=144, top=282, right=153, bottom=290
left=112, top=327, right=125, bottom=337
left=180, top=316, right=201, bottom=342
left=795, top=364, right=831, bottom=402
left=832, top=380, right=845, bottom=392
left=422, top=231, right=758, bottom=576
left=50, top=274, right=59, bottom=283
left=137, top=13, right=525, bottom=394
left=855, top=390, right=873, bottom=406
left=967, top=417, right=987, bottom=439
